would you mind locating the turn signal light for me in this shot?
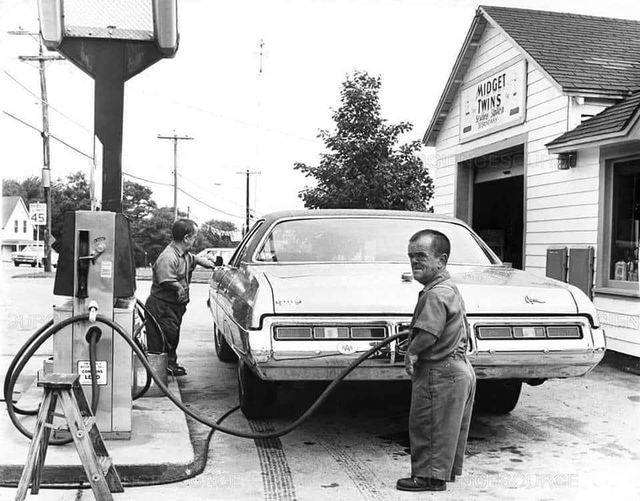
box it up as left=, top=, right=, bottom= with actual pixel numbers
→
left=476, top=326, right=512, bottom=339
left=546, top=326, right=581, bottom=338
left=274, top=327, right=312, bottom=339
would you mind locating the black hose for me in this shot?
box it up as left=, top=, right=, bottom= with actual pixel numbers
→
left=96, top=314, right=405, bottom=440
left=4, top=314, right=92, bottom=445
left=135, top=298, right=168, bottom=353
left=3, top=318, right=53, bottom=416
left=88, top=329, right=100, bottom=413
left=132, top=337, right=152, bottom=400
left=6, top=313, right=406, bottom=442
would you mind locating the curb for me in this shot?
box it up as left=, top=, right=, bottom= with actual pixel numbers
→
left=600, top=350, right=640, bottom=376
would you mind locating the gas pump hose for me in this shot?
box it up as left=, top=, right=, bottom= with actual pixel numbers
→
left=5, top=313, right=406, bottom=442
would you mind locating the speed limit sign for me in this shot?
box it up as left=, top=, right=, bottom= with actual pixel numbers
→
left=29, top=203, right=46, bottom=226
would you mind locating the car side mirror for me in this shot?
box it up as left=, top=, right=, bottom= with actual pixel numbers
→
left=215, top=256, right=224, bottom=267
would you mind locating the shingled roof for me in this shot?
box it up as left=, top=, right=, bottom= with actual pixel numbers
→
left=2, top=196, right=21, bottom=229
left=482, top=6, right=640, bottom=96
left=424, top=6, right=640, bottom=146
left=546, top=91, right=640, bottom=150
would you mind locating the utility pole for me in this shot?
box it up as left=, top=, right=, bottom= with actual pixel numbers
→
left=11, top=29, right=64, bottom=272
left=157, top=132, right=193, bottom=220
left=236, top=170, right=260, bottom=234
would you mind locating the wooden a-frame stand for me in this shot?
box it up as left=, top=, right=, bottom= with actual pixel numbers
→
left=15, top=373, right=123, bottom=500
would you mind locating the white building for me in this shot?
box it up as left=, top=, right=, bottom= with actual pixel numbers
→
left=1, top=196, right=36, bottom=261
left=424, top=6, right=640, bottom=357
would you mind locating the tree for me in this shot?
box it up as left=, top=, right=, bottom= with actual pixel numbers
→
left=2, top=176, right=43, bottom=207
left=197, top=219, right=238, bottom=249
left=294, top=71, right=433, bottom=210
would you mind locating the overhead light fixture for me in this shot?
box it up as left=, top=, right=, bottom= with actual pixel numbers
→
left=557, top=152, right=577, bottom=170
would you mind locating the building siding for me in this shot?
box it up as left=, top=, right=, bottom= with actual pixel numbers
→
left=432, top=22, right=602, bottom=275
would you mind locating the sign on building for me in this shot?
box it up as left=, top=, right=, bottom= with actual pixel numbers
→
left=459, top=59, right=527, bottom=143
left=29, top=202, right=46, bottom=226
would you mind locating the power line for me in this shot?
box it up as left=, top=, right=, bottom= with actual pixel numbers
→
left=3, top=69, right=92, bottom=134
left=177, top=187, right=243, bottom=219
left=122, top=171, right=242, bottom=219
left=177, top=172, right=245, bottom=209
left=157, top=132, right=194, bottom=221
left=2, top=110, right=92, bottom=159
left=122, top=171, right=173, bottom=187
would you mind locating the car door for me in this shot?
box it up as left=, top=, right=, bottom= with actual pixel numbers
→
left=217, top=221, right=264, bottom=347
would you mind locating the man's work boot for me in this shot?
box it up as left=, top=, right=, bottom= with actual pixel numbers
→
left=167, top=365, right=187, bottom=377
left=396, top=477, right=446, bottom=491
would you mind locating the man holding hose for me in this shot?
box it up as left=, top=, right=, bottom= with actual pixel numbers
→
left=397, top=229, right=476, bottom=492
left=144, top=218, right=217, bottom=376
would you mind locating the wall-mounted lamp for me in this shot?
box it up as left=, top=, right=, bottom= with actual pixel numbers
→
left=557, top=152, right=577, bottom=170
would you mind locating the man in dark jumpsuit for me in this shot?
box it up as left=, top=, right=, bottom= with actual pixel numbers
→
left=397, top=229, right=477, bottom=492
left=145, top=219, right=217, bottom=376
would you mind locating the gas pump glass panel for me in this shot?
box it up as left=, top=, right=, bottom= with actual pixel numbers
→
left=208, top=210, right=605, bottom=399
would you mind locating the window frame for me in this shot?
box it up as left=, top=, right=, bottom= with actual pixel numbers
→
left=602, top=154, right=640, bottom=292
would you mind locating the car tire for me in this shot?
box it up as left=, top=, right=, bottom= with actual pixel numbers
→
left=237, top=361, right=276, bottom=419
left=14, top=262, right=19, bottom=267
left=30, top=262, right=36, bottom=267
left=214, top=328, right=237, bottom=363
left=474, top=380, right=522, bottom=414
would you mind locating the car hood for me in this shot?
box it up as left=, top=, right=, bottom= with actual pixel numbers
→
left=259, top=264, right=578, bottom=315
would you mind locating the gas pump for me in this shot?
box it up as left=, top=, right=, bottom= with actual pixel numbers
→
left=51, top=211, right=137, bottom=438
left=34, top=0, right=179, bottom=439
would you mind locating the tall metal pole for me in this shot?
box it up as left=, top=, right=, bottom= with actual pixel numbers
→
left=158, top=132, right=193, bottom=221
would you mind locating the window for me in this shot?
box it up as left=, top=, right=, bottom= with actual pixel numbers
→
left=228, top=220, right=264, bottom=267
left=255, top=217, right=498, bottom=265
left=609, top=159, right=640, bottom=288
left=14, top=220, right=18, bottom=233
left=23, top=220, right=27, bottom=233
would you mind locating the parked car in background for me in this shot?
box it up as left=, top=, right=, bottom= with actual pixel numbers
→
left=207, top=210, right=606, bottom=418
left=11, top=244, right=58, bottom=267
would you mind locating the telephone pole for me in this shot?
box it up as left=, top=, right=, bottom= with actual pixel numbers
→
left=11, top=29, right=64, bottom=272
left=236, top=170, right=260, bottom=234
left=157, top=132, right=193, bottom=220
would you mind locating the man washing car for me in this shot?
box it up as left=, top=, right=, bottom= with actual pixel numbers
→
left=397, top=229, right=477, bottom=492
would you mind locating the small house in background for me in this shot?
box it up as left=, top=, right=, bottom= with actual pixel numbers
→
left=1, top=196, right=36, bottom=261
left=425, top=6, right=640, bottom=357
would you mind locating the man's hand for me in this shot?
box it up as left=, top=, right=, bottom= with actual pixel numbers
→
left=195, top=251, right=218, bottom=269
left=405, top=352, right=418, bottom=376
left=176, top=286, right=189, bottom=303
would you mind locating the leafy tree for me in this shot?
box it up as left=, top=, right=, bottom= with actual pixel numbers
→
left=196, top=219, right=237, bottom=249
left=2, top=176, right=43, bottom=207
left=294, top=71, right=433, bottom=210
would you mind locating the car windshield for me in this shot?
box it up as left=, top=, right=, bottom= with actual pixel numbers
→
left=255, top=217, right=497, bottom=265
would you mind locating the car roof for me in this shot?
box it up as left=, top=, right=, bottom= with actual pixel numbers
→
left=258, top=209, right=464, bottom=225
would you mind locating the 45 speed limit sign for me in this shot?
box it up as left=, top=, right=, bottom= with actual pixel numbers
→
left=29, top=203, right=46, bottom=226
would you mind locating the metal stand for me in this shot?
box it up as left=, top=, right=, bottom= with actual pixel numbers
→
left=15, top=374, right=123, bottom=501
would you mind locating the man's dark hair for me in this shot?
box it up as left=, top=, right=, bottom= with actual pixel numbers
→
left=172, top=219, right=198, bottom=242
left=410, top=229, right=451, bottom=259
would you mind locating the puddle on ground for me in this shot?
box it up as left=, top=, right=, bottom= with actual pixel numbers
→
left=499, top=445, right=526, bottom=456
left=627, top=395, right=640, bottom=402
left=378, top=431, right=410, bottom=448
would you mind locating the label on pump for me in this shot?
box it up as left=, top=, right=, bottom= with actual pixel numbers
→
left=100, top=261, right=113, bottom=278
left=77, top=360, right=108, bottom=385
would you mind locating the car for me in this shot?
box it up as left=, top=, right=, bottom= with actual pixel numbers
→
left=207, top=210, right=606, bottom=418
left=11, top=245, right=58, bottom=268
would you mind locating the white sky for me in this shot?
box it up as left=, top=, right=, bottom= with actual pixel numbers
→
left=1, top=0, right=640, bottom=226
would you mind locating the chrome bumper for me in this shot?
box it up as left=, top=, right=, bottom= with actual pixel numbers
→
left=255, top=348, right=605, bottom=381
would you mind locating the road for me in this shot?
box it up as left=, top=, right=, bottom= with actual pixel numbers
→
left=1, top=263, right=639, bottom=500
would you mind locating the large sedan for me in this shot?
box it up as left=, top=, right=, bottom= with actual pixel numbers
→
left=207, top=210, right=606, bottom=418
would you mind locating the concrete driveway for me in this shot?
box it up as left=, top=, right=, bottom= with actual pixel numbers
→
left=1, top=264, right=638, bottom=500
